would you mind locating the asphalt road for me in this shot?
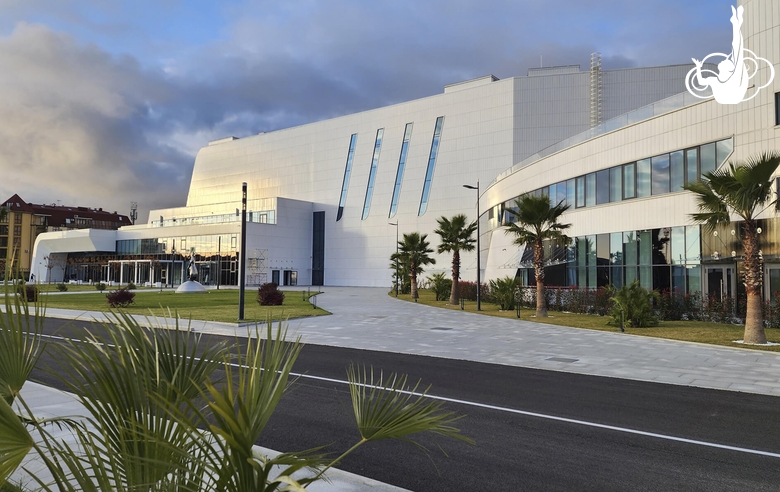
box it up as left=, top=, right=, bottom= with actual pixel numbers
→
left=30, top=317, right=780, bottom=491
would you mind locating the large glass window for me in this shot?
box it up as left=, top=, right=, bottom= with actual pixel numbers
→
left=716, top=138, right=733, bottom=167
left=623, top=162, right=636, bottom=199
left=576, top=176, right=585, bottom=208
left=585, top=174, right=596, bottom=207
left=637, top=158, right=651, bottom=197
left=419, top=117, right=444, bottom=216
left=685, top=225, right=701, bottom=263
left=670, top=151, right=684, bottom=191
left=652, top=154, right=670, bottom=195
left=685, top=148, right=699, bottom=185
left=389, top=123, right=413, bottom=218
left=586, top=235, right=597, bottom=289
left=566, top=179, right=575, bottom=209
left=361, top=128, right=384, bottom=220
left=700, top=142, right=716, bottom=176
left=609, top=167, right=622, bottom=203
left=337, top=134, right=358, bottom=221
left=776, top=92, right=780, bottom=126
left=670, top=226, right=685, bottom=264
left=596, top=170, right=610, bottom=205
left=610, top=232, right=623, bottom=288
left=556, top=181, right=567, bottom=206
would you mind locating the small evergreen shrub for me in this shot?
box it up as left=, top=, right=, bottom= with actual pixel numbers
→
left=607, top=281, right=658, bottom=328
left=106, top=288, right=135, bottom=308
left=257, top=282, right=284, bottom=306
left=458, top=281, right=490, bottom=302
left=126, top=282, right=137, bottom=290
left=489, top=276, right=518, bottom=310
left=56, top=283, right=68, bottom=292
left=96, top=282, right=107, bottom=292
left=428, top=273, right=452, bottom=301
left=17, top=283, right=38, bottom=302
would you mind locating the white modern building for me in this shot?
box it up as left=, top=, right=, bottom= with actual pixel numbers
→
left=31, top=0, right=780, bottom=302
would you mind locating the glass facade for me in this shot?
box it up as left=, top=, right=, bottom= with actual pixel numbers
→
left=389, top=123, right=413, bottom=218
left=501, top=138, right=740, bottom=296
left=362, top=128, right=384, bottom=220
left=418, top=116, right=444, bottom=216
left=519, top=225, right=703, bottom=294
left=502, top=138, right=733, bottom=218
left=337, top=134, right=358, bottom=222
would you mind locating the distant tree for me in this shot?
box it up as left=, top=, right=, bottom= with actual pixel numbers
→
left=684, top=151, right=780, bottom=344
left=505, top=195, right=571, bottom=317
left=434, top=214, right=477, bottom=305
left=396, top=233, right=435, bottom=301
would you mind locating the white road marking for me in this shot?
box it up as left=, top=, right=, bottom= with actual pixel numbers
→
left=38, top=332, right=780, bottom=459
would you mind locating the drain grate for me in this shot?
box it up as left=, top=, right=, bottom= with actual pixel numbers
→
left=431, top=327, right=453, bottom=331
left=546, top=357, right=579, bottom=363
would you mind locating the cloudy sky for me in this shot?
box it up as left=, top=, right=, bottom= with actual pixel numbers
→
left=0, top=0, right=736, bottom=222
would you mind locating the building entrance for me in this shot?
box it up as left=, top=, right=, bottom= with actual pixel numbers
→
left=705, top=265, right=734, bottom=302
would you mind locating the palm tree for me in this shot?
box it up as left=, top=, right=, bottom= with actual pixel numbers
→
left=505, top=194, right=571, bottom=317
left=397, top=232, right=435, bottom=301
left=434, top=214, right=477, bottom=305
left=684, top=151, right=780, bottom=345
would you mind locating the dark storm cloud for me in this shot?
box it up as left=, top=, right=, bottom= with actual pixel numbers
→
left=0, top=0, right=737, bottom=220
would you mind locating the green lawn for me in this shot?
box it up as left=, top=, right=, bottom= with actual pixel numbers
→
left=40, top=289, right=329, bottom=323
left=393, top=289, right=780, bottom=352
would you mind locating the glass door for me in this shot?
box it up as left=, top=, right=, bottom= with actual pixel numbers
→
left=705, top=266, right=734, bottom=302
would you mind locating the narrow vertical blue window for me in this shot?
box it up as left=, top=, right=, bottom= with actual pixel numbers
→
left=418, top=116, right=444, bottom=216
left=336, top=134, right=358, bottom=222
left=361, top=129, right=384, bottom=220
left=389, top=123, right=413, bottom=218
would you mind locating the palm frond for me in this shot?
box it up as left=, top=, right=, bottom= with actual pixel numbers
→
left=180, top=320, right=319, bottom=492
left=0, top=259, right=45, bottom=406
left=47, top=311, right=228, bottom=490
left=347, top=365, right=473, bottom=445
left=0, top=395, right=33, bottom=486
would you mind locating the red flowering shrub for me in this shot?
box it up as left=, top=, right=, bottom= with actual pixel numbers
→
left=257, top=283, right=284, bottom=306
left=106, top=288, right=135, bottom=308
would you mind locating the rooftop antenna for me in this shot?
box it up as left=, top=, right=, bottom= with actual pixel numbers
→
left=130, top=202, right=138, bottom=225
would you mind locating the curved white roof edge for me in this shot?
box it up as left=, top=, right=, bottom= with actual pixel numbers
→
left=30, top=229, right=117, bottom=282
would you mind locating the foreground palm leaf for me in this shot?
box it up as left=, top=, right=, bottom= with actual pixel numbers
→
left=347, top=366, right=472, bottom=445
left=0, top=261, right=45, bottom=405
left=0, top=396, right=33, bottom=487
left=49, top=311, right=229, bottom=491
left=184, top=321, right=328, bottom=491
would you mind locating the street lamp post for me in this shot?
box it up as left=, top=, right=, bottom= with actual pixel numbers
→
left=238, top=182, right=247, bottom=321
left=463, top=181, right=481, bottom=311
left=389, top=222, right=399, bottom=296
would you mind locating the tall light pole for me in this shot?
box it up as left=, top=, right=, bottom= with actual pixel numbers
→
left=389, top=222, right=399, bottom=296
left=463, top=181, right=481, bottom=311
left=238, top=182, right=247, bottom=321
